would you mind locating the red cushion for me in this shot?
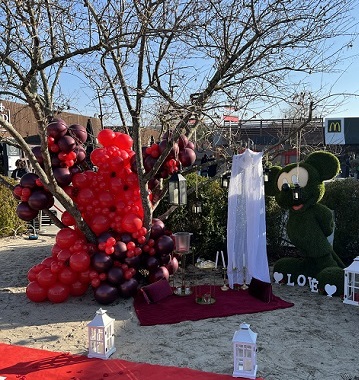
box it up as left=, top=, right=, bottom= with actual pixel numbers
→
left=248, top=277, right=273, bottom=303
left=141, top=278, right=173, bottom=304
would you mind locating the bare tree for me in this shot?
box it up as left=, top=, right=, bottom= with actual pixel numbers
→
left=0, top=0, right=357, bottom=239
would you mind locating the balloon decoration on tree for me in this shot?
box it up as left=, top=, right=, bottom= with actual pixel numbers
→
left=14, top=119, right=196, bottom=304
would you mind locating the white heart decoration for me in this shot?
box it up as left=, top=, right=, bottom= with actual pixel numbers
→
left=324, top=284, right=337, bottom=297
left=273, top=272, right=284, bottom=284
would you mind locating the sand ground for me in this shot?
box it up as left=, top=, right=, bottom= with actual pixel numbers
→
left=0, top=227, right=358, bottom=380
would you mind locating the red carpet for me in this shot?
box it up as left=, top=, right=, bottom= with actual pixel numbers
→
left=0, top=343, right=264, bottom=380
left=134, top=286, right=294, bottom=326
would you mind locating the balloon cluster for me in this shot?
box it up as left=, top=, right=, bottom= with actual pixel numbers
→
left=139, top=132, right=196, bottom=191
left=14, top=173, right=55, bottom=222
left=19, top=122, right=194, bottom=304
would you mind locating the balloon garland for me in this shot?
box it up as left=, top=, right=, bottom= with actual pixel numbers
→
left=12, top=119, right=195, bottom=304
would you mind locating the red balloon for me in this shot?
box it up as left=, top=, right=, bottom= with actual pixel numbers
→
left=57, top=248, right=72, bottom=262
left=61, top=211, right=76, bottom=226
left=91, top=214, right=111, bottom=235
left=13, top=184, right=23, bottom=200
left=114, top=133, right=133, bottom=150
left=16, top=202, right=39, bottom=221
left=69, top=251, right=91, bottom=272
left=37, top=267, right=57, bottom=288
left=58, top=266, right=78, bottom=285
left=69, top=281, right=88, bottom=297
left=26, top=281, right=47, bottom=302
left=47, top=282, right=70, bottom=303
left=121, top=213, right=143, bottom=233
left=98, top=129, right=116, bottom=147
left=76, top=187, right=95, bottom=206
left=56, top=228, right=80, bottom=249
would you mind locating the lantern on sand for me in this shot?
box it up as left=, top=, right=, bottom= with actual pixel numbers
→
left=343, top=256, right=359, bottom=306
left=87, top=308, right=116, bottom=359
left=232, top=322, right=257, bottom=379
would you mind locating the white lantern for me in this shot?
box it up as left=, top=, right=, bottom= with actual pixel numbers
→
left=87, top=308, right=116, bottom=359
left=343, top=256, right=359, bottom=306
left=232, top=323, right=257, bottom=379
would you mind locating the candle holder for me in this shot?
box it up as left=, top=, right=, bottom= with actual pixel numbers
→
left=241, top=266, right=249, bottom=290
left=221, top=267, right=229, bottom=291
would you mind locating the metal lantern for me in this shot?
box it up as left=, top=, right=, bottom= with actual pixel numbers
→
left=192, top=199, right=202, bottom=214
left=87, top=308, right=116, bottom=359
left=168, top=172, right=187, bottom=205
left=263, top=166, right=270, bottom=182
left=232, top=323, right=258, bottom=379
left=343, top=256, right=359, bottom=306
left=221, top=171, right=231, bottom=189
left=292, top=183, right=302, bottom=201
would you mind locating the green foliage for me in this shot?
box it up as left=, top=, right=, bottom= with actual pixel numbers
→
left=265, top=196, right=287, bottom=249
left=321, top=178, right=359, bottom=264
left=154, top=173, right=228, bottom=261
left=0, top=178, right=27, bottom=237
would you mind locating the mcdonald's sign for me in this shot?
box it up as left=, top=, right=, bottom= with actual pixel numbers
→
left=328, top=120, right=341, bottom=133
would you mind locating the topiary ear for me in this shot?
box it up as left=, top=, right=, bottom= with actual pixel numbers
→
left=264, top=165, right=282, bottom=196
left=304, top=151, right=340, bottom=181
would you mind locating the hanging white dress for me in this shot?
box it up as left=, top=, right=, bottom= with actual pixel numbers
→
left=227, top=149, right=270, bottom=288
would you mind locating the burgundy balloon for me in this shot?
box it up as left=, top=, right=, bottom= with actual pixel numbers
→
left=28, top=189, right=54, bottom=210
left=124, top=255, right=141, bottom=268
left=32, top=146, right=44, bottom=165
left=94, top=282, right=120, bottom=305
left=187, top=140, right=195, bottom=150
left=178, top=134, right=189, bottom=149
left=53, top=167, right=72, bottom=187
left=154, top=235, right=174, bottom=255
left=150, top=218, right=165, bottom=239
left=20, top=172, right=39, bottom=189
left=16, top=202, right=39, bottom=221
left=68, top=124, right=88, bottom=144
left=107, top=267, right=124, bottom=285
left=119, top=233, right=132, bottom=244
left=91, top=252, right=114, bottom=273
left=145, top=256, right=160, bottom=271
left=144, top=155, right=157, bottom=172
left=179, top=147, right=196, bottom=167
left=166, top=256, right=179, bottom=275
left=47, top=118, right=68, bottom=140
left=159, top=253, right=171, bottom=265
left=74, top=146, right=86, bottom=162
left=118, top=278, right=138, bottom=298
left=57, top=135, right=76, bottom=153
left=51, top=154, right=62, bottom=167
left=113, top=241, right=128, bottom=260
left=149, top=266, right=170, bottom=283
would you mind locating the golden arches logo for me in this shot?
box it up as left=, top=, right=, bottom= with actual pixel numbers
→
left=328, top=120, right=341, bottom=132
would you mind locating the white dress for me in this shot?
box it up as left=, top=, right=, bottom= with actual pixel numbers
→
left=227, top=149, right=270, bottom=288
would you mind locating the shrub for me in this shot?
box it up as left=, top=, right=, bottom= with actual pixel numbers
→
left=154, top=173, right=228, bottom=261
left=321, top=178, right=359, bottom=265
left=0, top=177, right=27, bottom=237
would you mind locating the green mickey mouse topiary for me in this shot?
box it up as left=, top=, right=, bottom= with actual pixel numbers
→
left=266, top=151, right=345, bottom=296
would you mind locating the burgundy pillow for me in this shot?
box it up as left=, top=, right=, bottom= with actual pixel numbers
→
left=248, top=277, right=273, bottom=303
left=141, top=278, right=173, bottom=304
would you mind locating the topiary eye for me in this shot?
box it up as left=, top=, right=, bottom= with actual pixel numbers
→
left=282, top=183, right=290, bottom=191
